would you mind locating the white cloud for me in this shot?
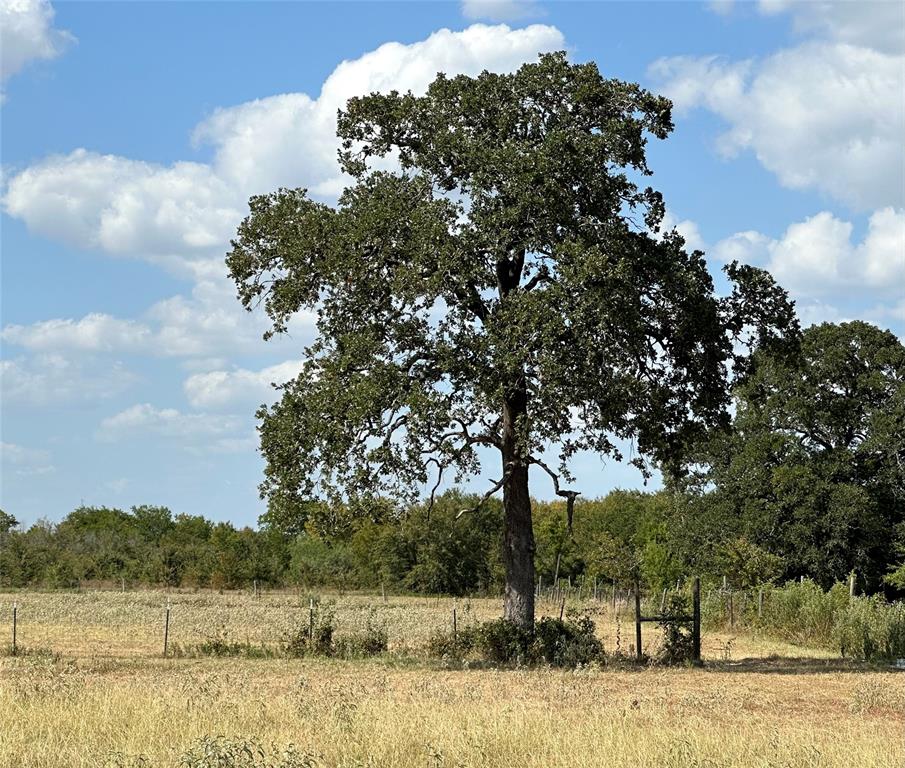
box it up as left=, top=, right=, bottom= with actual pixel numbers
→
left=652, top=0, right=905, bottom=213
left=4, top=24, right=565, bottom=270
left=1, top=272, right=315, bottom=359
left=650, top=40, right=904, bottom=211
left=2, top=150, right=244, bottom=265
left=0, top=354, right=137, bottom=405
left=0, top=0, right=73, bottom=86
left=758, top=1, right=904, bottom=54
left=712, top=207, right=905, bottom=298
left=1, top=23, right=561, bottom=383
left=461, top=1, right=542, bottom=22
left=97, top=403, right=239, bottom=442
left=184, top=360, right=303, bottom=409
left=194, top=23, right=564, bottom=201
left=1, top=441, right=54, bottom=476
left=660, top=210, right=706, bottom=253
left=1, top=313, right=152, bottom=352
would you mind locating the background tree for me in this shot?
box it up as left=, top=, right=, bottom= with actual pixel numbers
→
left=695, top=321, right=905, bottom=588
left=227, top=52, right=797, bottom=627
left=0, top=509, right=17, bottom=536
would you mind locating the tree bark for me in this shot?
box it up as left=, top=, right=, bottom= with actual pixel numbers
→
left=501, top=386, right=535, bottom=629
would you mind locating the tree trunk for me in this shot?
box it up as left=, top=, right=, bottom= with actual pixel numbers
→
left=501, top=388, right=535, bottom=629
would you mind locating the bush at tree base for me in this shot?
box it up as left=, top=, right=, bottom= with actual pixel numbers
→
left=428, top=612, right=603, bottom=668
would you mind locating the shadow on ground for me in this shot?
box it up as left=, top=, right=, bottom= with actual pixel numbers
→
left=704, top=656, right=902, bottom=674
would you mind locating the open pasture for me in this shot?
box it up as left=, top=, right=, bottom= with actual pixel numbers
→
left=1, top=590, right=902, bottom=768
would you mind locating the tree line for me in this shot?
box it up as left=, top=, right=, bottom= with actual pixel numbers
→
left=2, top=320, right=902, bottom=596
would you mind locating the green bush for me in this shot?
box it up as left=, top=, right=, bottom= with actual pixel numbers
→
left=657, top=594, right=695, bottom=665
left=427, top=613, right=603, bottom=668
left=533, top=613, right=603, bottom=667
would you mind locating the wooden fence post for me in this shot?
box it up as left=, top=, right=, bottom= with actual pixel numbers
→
left=559, top=597, right=566, bottom=621
left=452, top=604, right=457, bottom=641
left=692, top=577, right=701, bottom=665
left=660, top=587, right=667, bottom=613
left=163, top=601, right=170, bottom=657
left=308, top=598, right=315, bottom=644
left=728, top=590, right=734, bottom=629
left=634, top=581, right=642, bottom=662
left=11, top=602, right=17, bottom=656
left=758, top=588, right=764, bottom=619
left=849, top=572, right=856, bottom=597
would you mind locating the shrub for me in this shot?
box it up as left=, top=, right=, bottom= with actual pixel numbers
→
left=427, top=613, right=603, bottom=668
left=334, top=609, right=389, bottom=658
left=533, top=613, right=603, bottom=667
left=478, top=618, right=534, bottom=664
left=283, top=600, right=336, bottom=657
left=704, top=579, right=905, bottom=661
left=656, top=594, right=695, bottom=665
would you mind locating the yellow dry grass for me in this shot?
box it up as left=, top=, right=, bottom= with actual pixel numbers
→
left=0, top=590, right=902, bottom=768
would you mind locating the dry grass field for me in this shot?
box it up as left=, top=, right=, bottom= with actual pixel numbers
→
left=1, top=590, right=902, bottom=767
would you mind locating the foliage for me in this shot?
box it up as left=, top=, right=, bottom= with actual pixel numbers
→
left=428, top=612, right=603, bottom=668
left=714, top=538, right=784, bottom=589
left=283, top=601, right=386, bottom=659
left=284, top=600, right=336, bottom=657
left=702, top=579, right=905, bottom=661
left=692, top=321, right=905, bottom=589
left=657, top=594, right=695, bottom=665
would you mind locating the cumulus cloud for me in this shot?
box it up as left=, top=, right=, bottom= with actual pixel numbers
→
left=1, top=0, right=73, bottom=88
left=0, top=354, right=137, bottom=405
left=712, top=207, right=905, bottom=298
left=2, top=151, right=244, bottom=265
left=97, top=403, right=239, bottom=442
left=651, top=1, right=904, bottom=211
left=1, top=313, right=152, bottom=352
left=3, top=24, right=565, bottom=269
left=651, top=43, right=904, bottom=211
left=758, top=0, right=904, bottom=54
left=1, top=23, right=562, bottom=394
left=1, top=272, right=316, bottom=359
left=184, top=360, right=303, bottom=409
left=461, top=1, right=542, bottom=22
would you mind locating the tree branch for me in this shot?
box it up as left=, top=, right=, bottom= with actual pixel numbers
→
left=457, top=466, right=510, bottom=518
left=529, top=455, right=581, bottom=533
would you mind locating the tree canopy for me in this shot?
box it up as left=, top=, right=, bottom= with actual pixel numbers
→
left=227, top=52, right=797, bottom=626
left=692, top=321, right=905, bottom=588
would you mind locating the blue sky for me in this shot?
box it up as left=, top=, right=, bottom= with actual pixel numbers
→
left=2, top=0, right=903, bottom=528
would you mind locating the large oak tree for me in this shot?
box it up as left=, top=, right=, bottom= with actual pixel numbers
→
left=228, top=53, right=797, bottom=627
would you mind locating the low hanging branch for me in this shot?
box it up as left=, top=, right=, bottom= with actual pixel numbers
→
left=530, top=456, right=580, bottom=534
